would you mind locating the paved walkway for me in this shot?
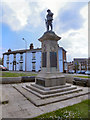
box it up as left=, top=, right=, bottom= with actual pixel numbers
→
left=0, top=82, right=89, bottom=119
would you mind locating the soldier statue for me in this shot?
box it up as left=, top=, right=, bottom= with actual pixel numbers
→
left=45, top=9, right=54, bottom=31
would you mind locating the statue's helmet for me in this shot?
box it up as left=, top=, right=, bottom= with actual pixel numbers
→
left=47, top=9, right=51, bottom=12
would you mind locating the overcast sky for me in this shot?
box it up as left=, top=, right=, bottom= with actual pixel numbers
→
left=0, top=0, right=89, bottom=61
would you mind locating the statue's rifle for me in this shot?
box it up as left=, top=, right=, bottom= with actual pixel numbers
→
left=45, top=19, right=47, bottom=27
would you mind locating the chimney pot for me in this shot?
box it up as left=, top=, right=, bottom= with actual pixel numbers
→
left=8, top=49, right=11, bottom=52
left=30, top=43, right=34, bottom=50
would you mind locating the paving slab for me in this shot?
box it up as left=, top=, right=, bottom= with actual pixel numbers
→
left=0, top=84, right=9, bottom=104
left=1, top=83, right=44, bottom=119
left=1, top=82, right=90, bottom=119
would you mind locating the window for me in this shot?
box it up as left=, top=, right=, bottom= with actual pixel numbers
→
left=7, top=55, right=9, bottom=61
left=20, top=54, right=23, bottom=61
left=20, top=63, right=23, bottom=71
left=7, top=62, right=9, bottom=69
left=32, top=62, right=35, bottom=70
left=32, top=52, right=36, bottom=60
left=13, top=54, right=16, bottom=61
left=81, top=66, right=85, bottom=69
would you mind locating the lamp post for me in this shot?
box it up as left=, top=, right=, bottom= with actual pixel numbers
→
left=22, top=38, right=27, bottom=72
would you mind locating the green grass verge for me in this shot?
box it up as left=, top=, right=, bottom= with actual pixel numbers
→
left=74, top=76, right=90, bottom=78
left=0, top=71, right=37, bottom=77
left=33, top=99, right=90, bottom=119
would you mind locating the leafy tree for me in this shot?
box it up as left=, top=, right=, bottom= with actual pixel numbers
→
left=74, top=61, right=79, bottom=72
left=0, top=58, right=2, bottom=65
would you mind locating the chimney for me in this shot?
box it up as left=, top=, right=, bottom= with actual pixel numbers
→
left=8, top=49, right=11, bottom=52
left=30, top=43, right=34, bottom=50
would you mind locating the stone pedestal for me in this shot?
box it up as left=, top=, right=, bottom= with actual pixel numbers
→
left=22, top=31, right=83, bottom=105
left=35, top=31, right=66, bottom=87
left=36, top=72, right=65, bottom=87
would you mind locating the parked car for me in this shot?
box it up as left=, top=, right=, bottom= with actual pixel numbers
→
left=76, top=71, right=81, bottom=74
left=80, top=70, right=86, bottom=74
left=85, top=70, right=90, bottom=75
left=68, top=70, right=75, bottom=74
left=0, top=65, right=8, bottom=71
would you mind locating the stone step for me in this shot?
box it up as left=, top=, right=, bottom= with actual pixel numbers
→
left=31, top=83, right=71, bottom=90
left=36, top=89, right=88, bottom=106
left=23, top=85, right=82, bottom=99
left=26, top=84, right=77, bottom=95
left=12, top=84, right=40, bottom=106
left=13, top=84, right=89, bottom=107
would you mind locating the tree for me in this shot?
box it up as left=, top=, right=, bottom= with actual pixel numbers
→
left=74, top=61, right=79, bottom=72
left=0, top=58, right=2, bottom=65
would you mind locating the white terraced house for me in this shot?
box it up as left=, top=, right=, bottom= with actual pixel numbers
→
left=3, top=44, right=67, bottom=72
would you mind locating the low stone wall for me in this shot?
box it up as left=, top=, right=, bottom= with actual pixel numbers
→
left=65, top=74, right=90, bottom=87
left=0, top=75, right=73, bottom=84
left=21, top=76, right=35, bottom=82
left=73, top=77, right=90, bottom=87
left=0, top=76, right=35, bottom=84
left=0, top=77, right=21, bottom=84
left=65, top=74, right=74, bottom=84
left=1, top=75, right=89, bottom=87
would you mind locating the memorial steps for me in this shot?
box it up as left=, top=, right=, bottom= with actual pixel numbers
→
left=13, top=83, right=89, bottom=107
left=23, top=83, right=82, bottom=98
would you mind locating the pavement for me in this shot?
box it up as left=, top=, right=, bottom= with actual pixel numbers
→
left=0, top=82, right=90, bottom=119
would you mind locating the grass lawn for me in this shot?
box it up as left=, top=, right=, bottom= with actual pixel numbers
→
left=34, top=99, right=90, bottom=119
left=74, top=76, right=90, bottom=78
left=0, top=71, right=37, bottom=77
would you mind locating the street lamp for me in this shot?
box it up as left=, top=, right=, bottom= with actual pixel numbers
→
left=22, top=38, right=27, bottom=72
left=22, top=38, right=27, bottom=49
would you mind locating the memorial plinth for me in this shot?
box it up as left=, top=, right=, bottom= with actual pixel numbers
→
left=22, top=10, right=84, bottom=106
left=35, top=31, right=66, bottom=87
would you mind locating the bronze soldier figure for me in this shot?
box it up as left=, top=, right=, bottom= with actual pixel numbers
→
left=45, top=9, right=54, bottom=31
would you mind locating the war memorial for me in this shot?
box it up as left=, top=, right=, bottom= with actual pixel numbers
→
left=21, top=10, right=88, bottom=106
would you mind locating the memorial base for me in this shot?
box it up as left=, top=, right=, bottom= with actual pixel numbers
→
left=35, top=72, right=66, bottom=87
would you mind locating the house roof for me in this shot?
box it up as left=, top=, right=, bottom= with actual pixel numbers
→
left=3, top=48, right=41, bottom=55
left=3, top=47, right=66, bottom=55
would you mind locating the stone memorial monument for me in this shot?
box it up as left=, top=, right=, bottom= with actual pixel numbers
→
left=35, top=9, right=66, bottom=87
left=22, top=10, right=83, bottom=105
